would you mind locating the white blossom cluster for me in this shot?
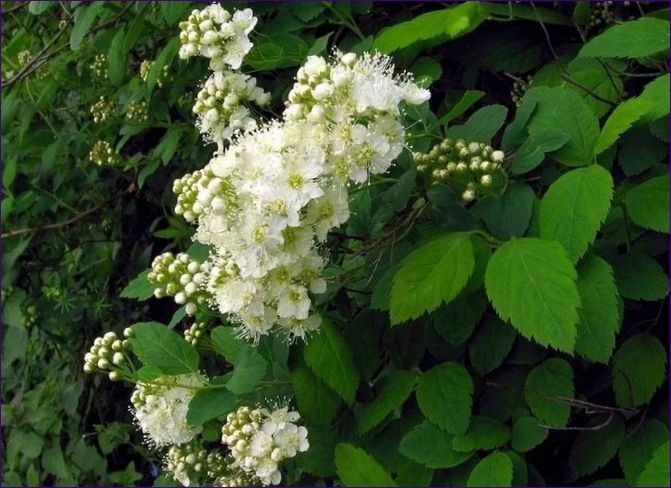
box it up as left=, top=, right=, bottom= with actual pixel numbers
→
left=147, top=252, right=211, bottom=316
left=90, top=95, right=112, bottom=123
left=173, top=47, right=429, bottom=342
left=178, top=5, right=257, bottom=71
left=89, top=140, right=121, bottom=166
left=82, top=331, right=128, bottom=379
left=221, top=404, right=309, bottom=486
left=130, top=373, right=204, bottom=448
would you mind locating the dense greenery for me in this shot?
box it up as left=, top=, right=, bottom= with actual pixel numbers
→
left=2, top=1, right=669, bottom=487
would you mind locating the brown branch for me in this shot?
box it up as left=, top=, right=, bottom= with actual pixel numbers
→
left=2, top=184, right=135, bottom=239
left=540, top=411, right=614, bottom=431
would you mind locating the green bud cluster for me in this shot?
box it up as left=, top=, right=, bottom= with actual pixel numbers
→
left=215, top=471, right=259, bottom=487
left=184, top=321, right=207, bottom=345
left=165, top=444, right=228, bottom=485
left=413, top=138, right=507, bottom=203
left=148, top=252, right=211, bottom=316
left=173, top=167, right=237, bottom=223
left=221, top=406, right=263, bottom=452
left=22, top=305, right=38, bottom=328
left=125, top=99, right=149, bottom=123
left=89, top=140, right=121, bottom=166
left=510, top=75, right=532, bottom=107
left=90, top=53, right=108, bottom=79
left=90, top=96, right=112, bottom=123
left=83, top=331, right=129, bottom=379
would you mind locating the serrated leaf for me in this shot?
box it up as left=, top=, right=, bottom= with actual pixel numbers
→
left=575, top=255, right=620, bottom=363
left=525, top=86, right=600, bottom=167
left=70, top=3, right=105, bottom=50
left=108, top=28, right=126, bottom=86
left=446, top=104, right=508, bottom=144
left=478, top=183, right=536, bottom=239
left=120, top=269, right=153, bottom=300
left=540, top=165, right=613, bottom=262
left=635, top=440, right=670, bottom=487
left=467, top=452, right=514, bottom=487
left=485, top=238, right=580, bottom=353
left=452, top=416, right=511, bottom=452
left=469, top=317, right=517, bottom=375
left=579, top=18, right=670, bottom=59
left=416, top=362, right=473, bottom=435
left=625, top=175, right=670, bottom=233
left=356, top=370, right=416, bottom=434
left=612, top=333, right=666, bottom=408
left=291, top=366, right=341, bottom=428
left=511, top=416, right=548, bottom=453
left=187, top=388, right=237, bottom=427
left=510, top=131, right=570, bottom=174
left=334, top=443, right=396, bottom=487
left=569, top=414, right=625, bottom=479
left=304, top=319, right=359, bottom=405
left=619, top=419, right=669, bottom=484
left=390, top=232, right=474, bottom=324
left=399, top=420, right=473, bottom=469
left=612, top=252, right=669, bottom=301
left=525, top=358, right=574, bottom=427
left=128, top=322, right=199, bottom=375
left=226, top=348, right=267, bottom=395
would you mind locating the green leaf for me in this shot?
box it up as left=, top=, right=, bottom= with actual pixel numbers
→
left=525, top=87, right=600, bottom=166
left=619, top=419, right=669, bottom=484
left=485, top=238, right=580, bottom=353
left=618, top=126, right=668, bottom=177
left=439, top=90, right=485, bottom=127
left=510, top=132, right=570, bottom=175
left=307, top=32, right=332, bottom=56
left=29, top=1, right=55, bottom=15
left=477, top=183, right=536, bottom=239
left=399, top=420, right=474, bottom=469
left=373, top=2, right=487, bottom=53
left=412, top=57, right=443, bottom=86
left=108, top=28, right=127, bottom=86
left=119, top=269, right=153, bottom=300
left=612, top=333, right=666, bottom=408
left=579, top=18, right=670, bottom=59
left=357, top=370, right=416, bottom=434
left=153, top=129, right=183, bottom=165
left=431, top=291, right=487, bottom=346
left=42, top=445, right=69, bottom=478
left=246, top=33, right=308, bottom=70
left=467, top=452, right=514, bottom=487
left=128, top=322, right=199, bottom=375
left=416, top=362, right=473, bottom=435
left=70, top=3, right=105, bottom=50
left=390, top=233, right=474, bottom=324
left=511, top=416, right=548, bottom=453
left=226, top=348, right=267, bottom=395
left=334, top=443, right=397, bottom=487
left=564, top=68, right=623, bottom=118
left=304, top=318, right=359, bottom=405
left=635, top=440, right=670, bottom=487
left=291, top=366, right=341, bottom=428
left=159, top=2, right=192, bottom=26
left=211, top=326, right=249, bottom=363
left=452, top=416, right=511, bottom=452
left=147, top=38, right=179, bottom=95
left=469, top=317, right=516, bottom=375
left=612, top=252, right=669, bottom=301
left=525, top=358, right=574, bottom=427
left=575, top=255, right=620, bottom=363
left=569, top=414, right=625, bottom=479
left=625, top=175, right=670, bottom=233
left=540, top=165, right=613, bottom=262
left=446, top=105, right=508, bottom=144
left=187, top=388, right=237, bottom=427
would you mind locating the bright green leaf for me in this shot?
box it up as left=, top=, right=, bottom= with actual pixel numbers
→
left=128, top=322, right=199, bottom=374
left=119, top=269, right=153, bottom=300
left=399, top=420, right=473, bottom=469
left=579, top=18, right=670, bottom=59
left=334, top=443, right=397, bottom=487
left=467, top=452, right=513, bottom=487
left=447, top=104, right=508, bottom=144
left=619, top=419, right=669, bottom=484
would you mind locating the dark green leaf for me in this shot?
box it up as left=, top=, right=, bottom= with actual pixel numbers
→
left=187, top=388, right=237, bottom=426
left=399, top=420, right=473, bottom=469
left=612, top=333, right=666, bottom=408
left=525, top=358, right=574, bottom=427
left=511, top=416, right=548, bottom=453
left=356, top=370, right=416, bottom=434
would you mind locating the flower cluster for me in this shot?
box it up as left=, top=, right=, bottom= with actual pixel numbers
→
left=89, top=140, right=121, bottom=166
left=193, top=70, right=270, bottom=146
left=82, top=331, right=129, bottom=379
left=147, top=252, right=211, bottom=316
left=139, top=59, right=170, bottom=86
left=221, top=404, right=309, bottom=486
left=175, top=31, right=429, bottom=341
left=130, top=374, right=204, bottom=448
left=90, top=53, right=107, bottom=79
left=178, top=5, right=257, bottom=71
left=90, top=95, right=112, bottom=123
left=510, top=75, right=532, bottom=107
left=184, top=321, right=207, bottom=345
left=414, top=138, right=507, bottom=202
left=125, top=99, right=149, bottom=123
left=164, top=443, right=228, bottom=487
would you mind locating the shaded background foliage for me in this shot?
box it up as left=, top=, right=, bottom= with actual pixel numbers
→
left=1, top=1, right=669, bottom=487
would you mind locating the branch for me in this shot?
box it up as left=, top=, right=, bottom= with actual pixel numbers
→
left=2, top=184, right=135, bottom=239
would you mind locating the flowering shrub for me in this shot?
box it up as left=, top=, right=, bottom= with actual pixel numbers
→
left=2, top=2, right=669, bottom=487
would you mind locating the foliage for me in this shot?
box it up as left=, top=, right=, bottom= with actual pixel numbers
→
left=2, top=1, right=669, bottom=487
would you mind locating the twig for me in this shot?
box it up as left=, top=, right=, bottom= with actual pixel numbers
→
left=2, top=184, right=135, bottom=239
left=540, top=412, right=614, bottom=431
left=530, top=1, right=560, bottom=60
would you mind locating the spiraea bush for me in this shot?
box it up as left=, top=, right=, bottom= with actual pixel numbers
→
left=2, top=2, right=669, bottom=487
